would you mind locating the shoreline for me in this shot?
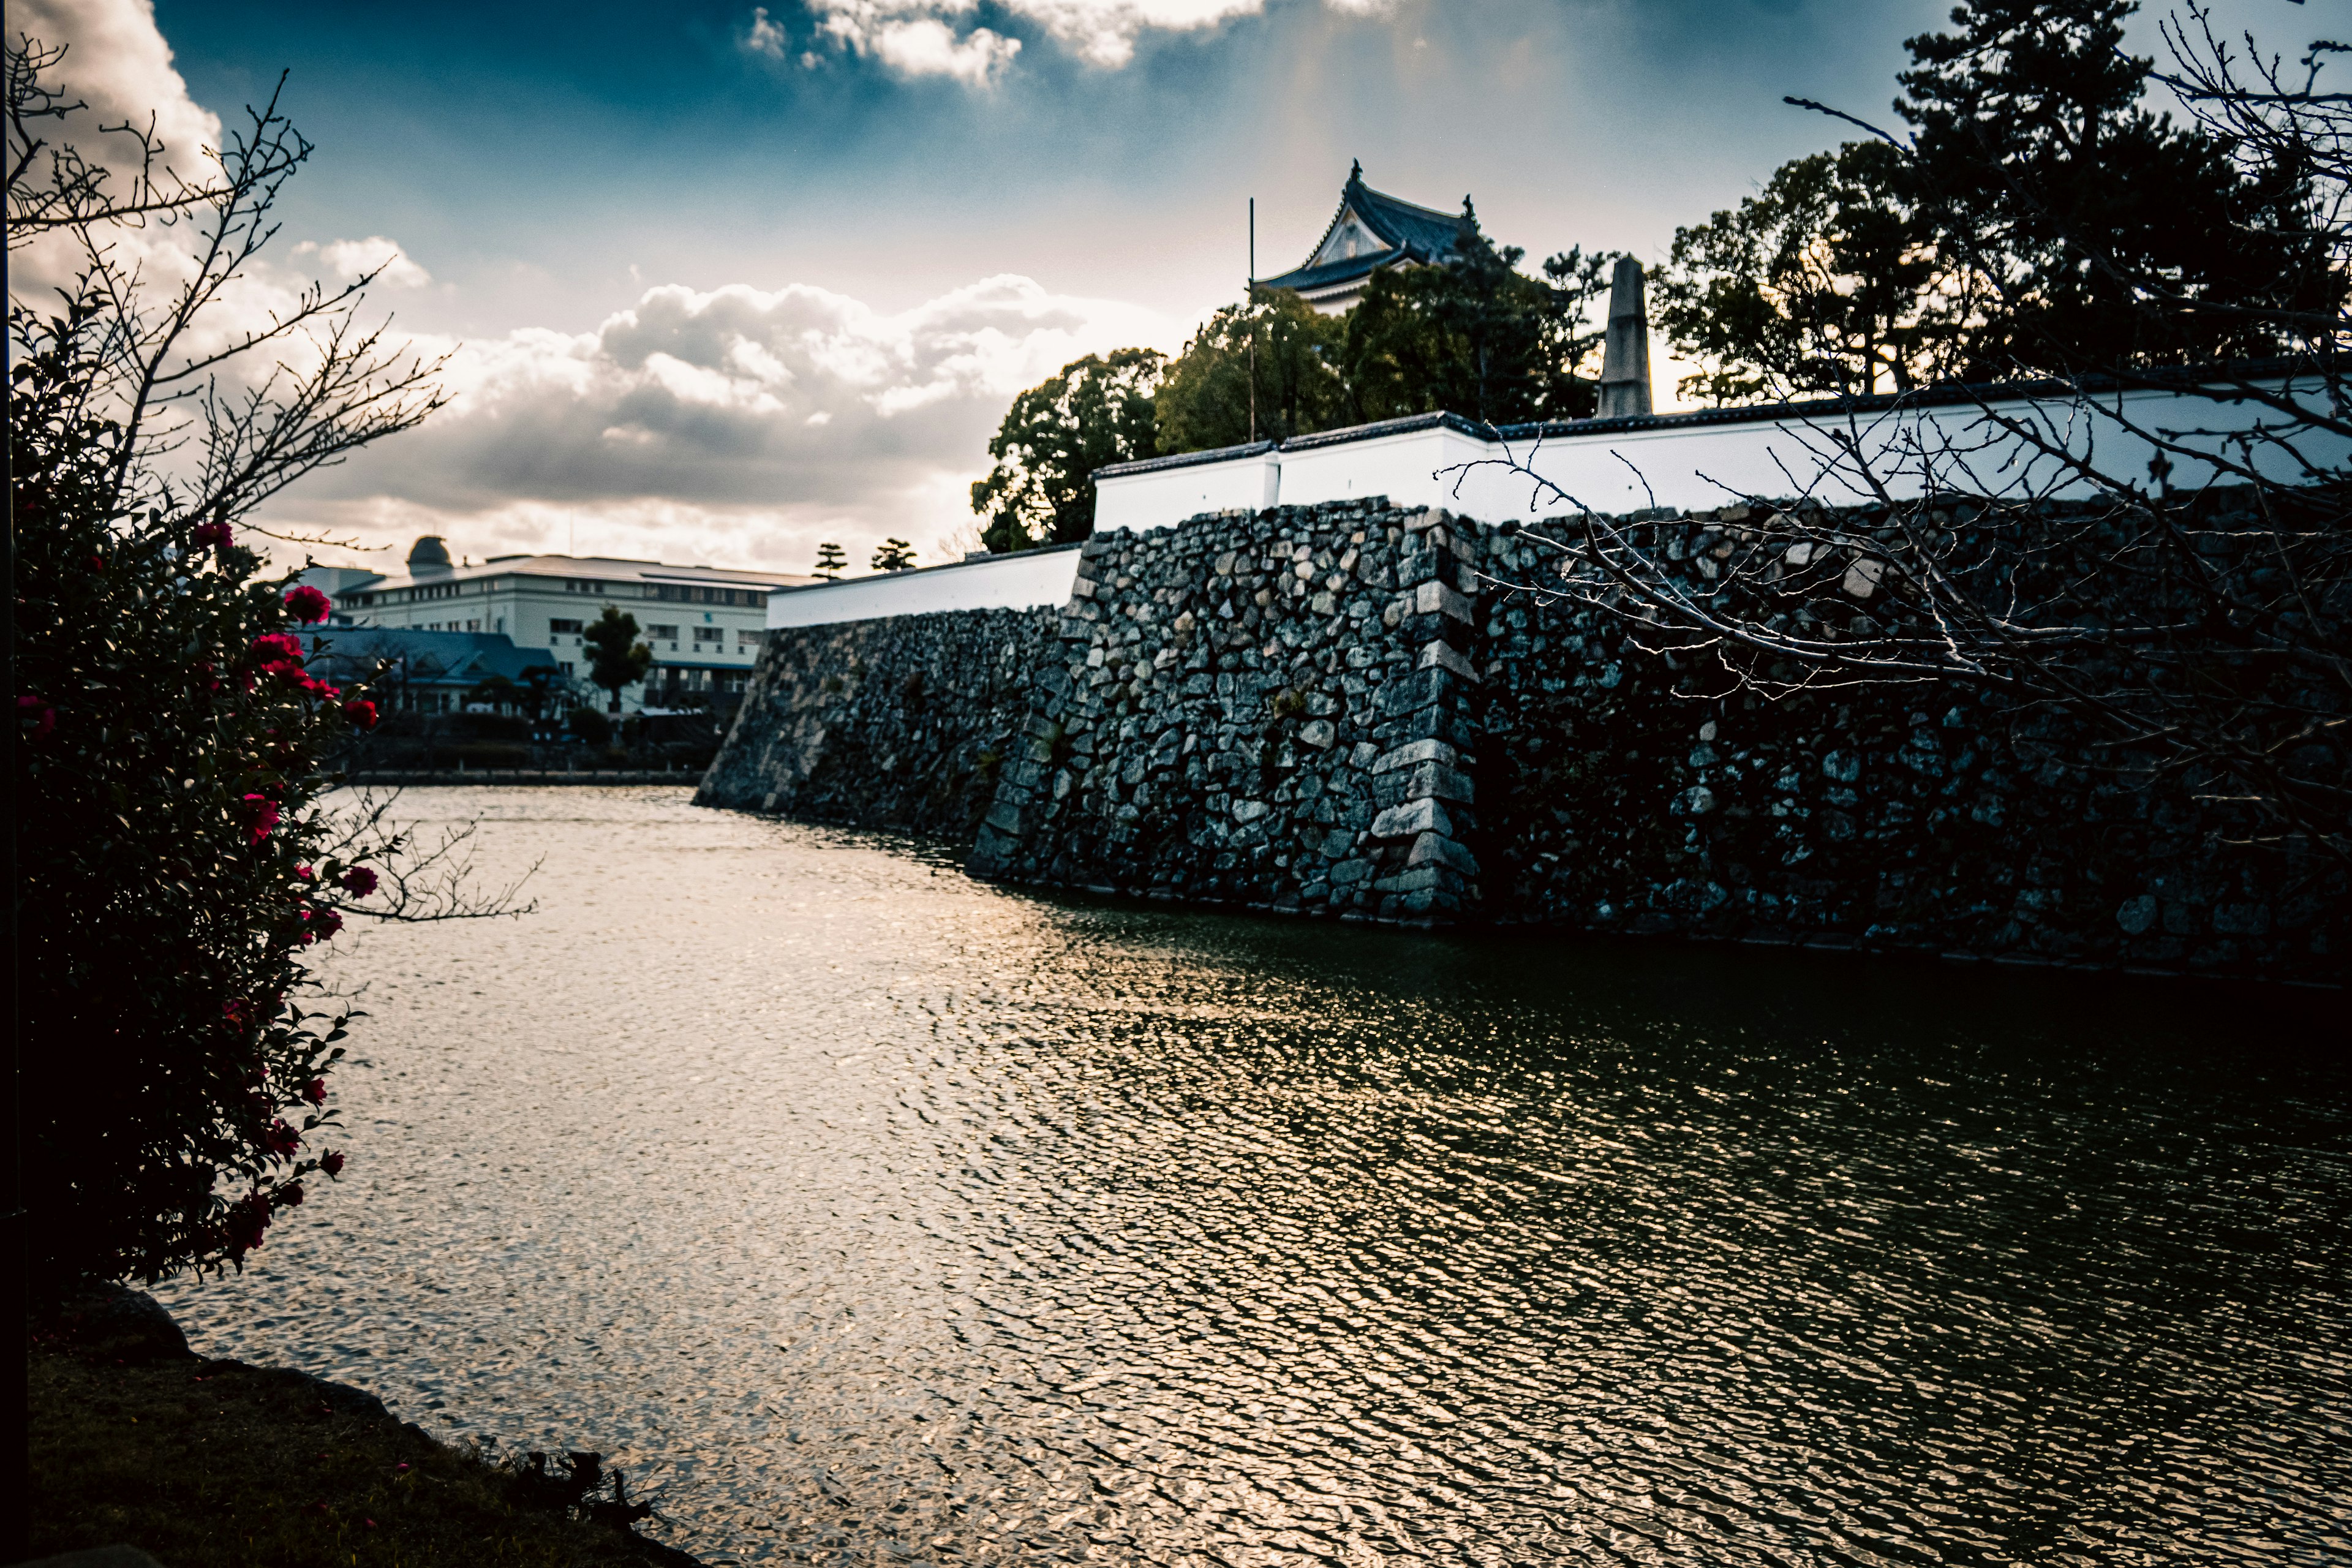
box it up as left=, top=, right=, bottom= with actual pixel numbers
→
left=28, top=1283, right=704, bottom=1568
left=338, top=769, right=703, bottom=787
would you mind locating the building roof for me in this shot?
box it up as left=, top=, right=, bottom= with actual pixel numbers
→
left=322, top=545, right=817, bottom=600
left=1256, top=162, right=1468, bottom=298
left=1093, top=358, right=2334, bottom=480
left=306, top=628, right=561, bottom=688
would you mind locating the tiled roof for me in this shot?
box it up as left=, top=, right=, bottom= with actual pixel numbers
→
left=1095, top=358, right=2333, bottom=481
left=336, top=553, right=815, bottom=598
left=1257, top=162, right=1466, bottom=293
left=307, top=628, right=560, bottom=687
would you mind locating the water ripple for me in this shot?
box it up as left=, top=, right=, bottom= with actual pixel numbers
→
left=157, top=788, right=2352, bottom=1566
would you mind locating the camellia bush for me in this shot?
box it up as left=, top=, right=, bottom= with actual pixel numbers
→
left=9, top=37, right=471, bottom=1281
left=13, top=320, right=380, bottom=1277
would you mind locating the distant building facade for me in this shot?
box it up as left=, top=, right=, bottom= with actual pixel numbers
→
left=306, top=627, right=560, bottom=716
left=1254, top=162, right=1469, bottom=315
left=307, top=537, right=813, bottom=714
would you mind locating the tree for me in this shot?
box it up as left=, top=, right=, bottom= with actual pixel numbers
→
left=1473, top=3, right=2352, bottom=867
left=1895, top=0, right=2329, bottom=379
left=1661, top=0, right=2332, bottom=402
left=466, top=673, right=523, bottom=712
left=1342, top=204, right=1619, bottom=426
left=872, top=538, right=917, bottom=572
left=9, top=36, right=518, bottom=1282
left=581, top=605, right=654, bottom=713
left=970, top=348, right=1163, bottom=552
left=1657, top=141, right=1950, bottom=402
left=813, top=541, right=846, bottom=579
left=1154, top=287, right=1349, bottom=454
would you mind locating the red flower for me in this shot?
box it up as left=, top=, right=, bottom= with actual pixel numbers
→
left=303, top=1076, right=328, bottom=1106
left=296, top=864, right=316, bottom=882
left=342, top=698, right=378, bottom=729
left=192, top=520, right=233, bottom=551
left=227, top=1192, right=271, bottom=1256
left=250, top=633, right=304, bottom=665
left=320, top=1150, right=346, bottom=1178
left=265, top=1118, right=301, bottom=1158
left=196, top=660, right=222, bottom=695
left=339, top=865, right=378, bottom=897
left=277, top=1180, right=306, bottom=1208
left=242, top=794, right=281, bottom=845
left=310, top=907, right=344, bottom=941
left=18, top=694, right=55, bottom=739
left=222, top=998, right=251, bottom=1025
left=284, top=585, right=331, bottom=624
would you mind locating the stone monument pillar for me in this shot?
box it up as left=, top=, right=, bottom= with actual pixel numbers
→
left=1596, top=257, right=1653, bottom=419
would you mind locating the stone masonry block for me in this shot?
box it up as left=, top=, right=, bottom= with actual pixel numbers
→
left=1406, top=831, right=1480, bottom=876
left=1372, top=737, right=1458, bottom=774
left=1417, top=640, right=1479, bottom=681
left=1374, top=666, right=1450, bottom=719
left=1405, top=761, right=1475, bottom=804
left=1371, top=796, right=1452, bottom=840
left=1412, top=579, right=1476, bottom=624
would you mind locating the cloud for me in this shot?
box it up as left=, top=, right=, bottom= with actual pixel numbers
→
left=293, top=237, right=432, bottom=288
left=9, top=0, right=221, bottom=178
left=261, top=273, right=1183, bottom=576
left=745, top=5, right=791, bottom=58
left=782, top=0, right=1392, bottom=78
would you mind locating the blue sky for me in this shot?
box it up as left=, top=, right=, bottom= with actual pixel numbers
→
left=24, top=0, right=2312, bottom=575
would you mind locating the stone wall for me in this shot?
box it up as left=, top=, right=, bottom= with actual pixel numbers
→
left=965, top=503, right=1483, bottom=921
left=695, top=606, right=1060, bottom=842
left=702, top=499, right=2344, bottom=981
left=1466, top=508, right=2346, bottom=979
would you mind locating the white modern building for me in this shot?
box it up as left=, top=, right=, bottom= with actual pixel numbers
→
left=312, top=537, right=815, bottom=714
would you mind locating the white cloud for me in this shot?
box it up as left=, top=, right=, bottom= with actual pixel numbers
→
left=8, top=0, right=431, bottom=379
left=294, top=237, right=432, bottom=288
left=10, top=0, right=220, bottom=179
left=785, top=0, right=1393, bottom=78
left=745, top=4, right=790, bottom=58
left=258, top=273, right=1184, bottom=577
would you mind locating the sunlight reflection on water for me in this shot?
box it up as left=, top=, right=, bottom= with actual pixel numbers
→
left=156, top=787, right=2352, bottom=1566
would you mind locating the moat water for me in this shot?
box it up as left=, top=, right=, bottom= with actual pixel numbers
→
left=156, top=786, right=2351, bottom=1566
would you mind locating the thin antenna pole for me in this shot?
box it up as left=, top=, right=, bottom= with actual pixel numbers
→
left=1248, top=198, right=1257, bottom=445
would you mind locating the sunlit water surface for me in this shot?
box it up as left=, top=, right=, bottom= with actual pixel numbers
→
left=157, top=788, right=2351, bottom=1566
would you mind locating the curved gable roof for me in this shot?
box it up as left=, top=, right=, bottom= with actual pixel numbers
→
left=1257, top=162, right=1467, bottom=294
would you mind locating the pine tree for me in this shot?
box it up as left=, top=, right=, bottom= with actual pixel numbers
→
left=814, top=541, right=847, bottom=579
left=872, top=538, right=918, bottom=573
left=581, top=605, right=653, bottom=714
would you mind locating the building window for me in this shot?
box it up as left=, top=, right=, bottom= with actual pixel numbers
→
left=559, top=662, right=575, bottom=676
left=645, top=624, right=678, bottom=641
left=549, top=619, right=582, bottom=635
left=692, top=625, right=723, bottom=644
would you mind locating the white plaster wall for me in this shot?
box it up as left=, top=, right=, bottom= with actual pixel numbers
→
left=1273, top=424, right=1494, bottom=513
left=1093, top=381, right=2350, bottom=532
left=766, top=547, right=1083, bottom=630
left=1091, top=452, right=1280, bottom=533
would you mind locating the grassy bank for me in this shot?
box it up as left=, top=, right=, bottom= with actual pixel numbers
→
left=29, top=1289, right=701, bottom=1568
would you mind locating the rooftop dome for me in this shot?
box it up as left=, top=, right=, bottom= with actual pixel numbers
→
left=408, top=535, right=453, bottom=575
